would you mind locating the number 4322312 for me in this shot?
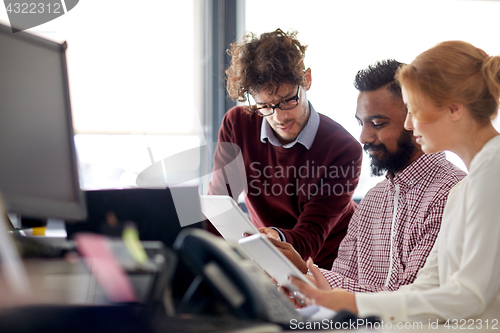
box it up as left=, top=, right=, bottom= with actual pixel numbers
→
left=6, top=2, right=62, bottom=14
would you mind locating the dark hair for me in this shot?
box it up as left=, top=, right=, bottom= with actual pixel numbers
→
left=354, top=59, right=404, bottom=100
left=225, top=28, right=307, bottom=106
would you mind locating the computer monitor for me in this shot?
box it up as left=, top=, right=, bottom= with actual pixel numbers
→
left=0, top=23, right=87, bottom=222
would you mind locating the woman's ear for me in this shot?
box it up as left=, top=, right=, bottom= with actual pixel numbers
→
left=304, top=68, right=312, bottom=91
left=448, top=103, right=465, bottom=122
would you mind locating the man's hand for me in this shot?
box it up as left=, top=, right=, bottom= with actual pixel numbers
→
left=289, top=260, right=358, bottom=314
left=304, top=257, right=331, bottom=291
left=257, top=227, right=280, bottom=241
left=267, top=237, right=308, bottom=274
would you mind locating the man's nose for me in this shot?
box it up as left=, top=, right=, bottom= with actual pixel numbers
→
left=359, top=125, right=375, bottom=145
left=272, top=108, right=289, bottom=124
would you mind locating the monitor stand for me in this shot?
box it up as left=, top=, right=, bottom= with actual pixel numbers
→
left=0, top=195, right=30, bottom=295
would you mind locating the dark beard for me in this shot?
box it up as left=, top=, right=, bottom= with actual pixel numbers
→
left=364, top=129, right=417, bottom=177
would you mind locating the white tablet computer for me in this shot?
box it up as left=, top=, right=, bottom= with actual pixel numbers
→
left=199, top=195, right=259, bottom=243
left=237, top=233, right=315, bottom=292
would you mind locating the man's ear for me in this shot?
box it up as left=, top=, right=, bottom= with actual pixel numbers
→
left=448, top=103, right=464, bottom=121
left=304, top=68, right=312, bottom=91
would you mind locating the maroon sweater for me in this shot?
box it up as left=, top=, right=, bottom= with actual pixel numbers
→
left=209, top=106, right=362, bottom=269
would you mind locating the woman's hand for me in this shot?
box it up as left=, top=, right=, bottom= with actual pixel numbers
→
left=289, top=259, right=358, bottom=314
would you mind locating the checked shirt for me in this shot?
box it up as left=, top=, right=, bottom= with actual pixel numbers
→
left=320, top=152, right=466, bottom=293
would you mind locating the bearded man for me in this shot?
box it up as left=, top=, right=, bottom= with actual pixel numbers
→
left=271, top=59, right=466, bottom=292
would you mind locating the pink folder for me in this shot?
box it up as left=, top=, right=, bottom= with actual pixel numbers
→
left=75, top=233, right=137, bottom=303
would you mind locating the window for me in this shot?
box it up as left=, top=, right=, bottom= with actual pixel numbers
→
left=1, top=0, right=204, bottom=190
left=3, top=1, right=499, bottom=197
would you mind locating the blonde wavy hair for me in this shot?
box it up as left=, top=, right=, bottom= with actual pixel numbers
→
left=396, top=40, right=500, bottom=124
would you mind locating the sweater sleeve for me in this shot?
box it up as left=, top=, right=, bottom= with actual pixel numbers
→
left=279, top=135, right=363, bottom=261
left=207, top=111, right=246, bottom=200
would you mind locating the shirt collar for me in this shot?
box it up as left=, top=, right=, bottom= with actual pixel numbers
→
left=389, top=151, right=447, bottom=191
left=260, top=102, right=320, bottom=150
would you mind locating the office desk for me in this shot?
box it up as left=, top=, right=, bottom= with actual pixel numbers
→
left=22, top=257, right=99, bottom=304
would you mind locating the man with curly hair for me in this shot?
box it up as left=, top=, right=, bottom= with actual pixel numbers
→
left=208, top=29, right=362, bottom=269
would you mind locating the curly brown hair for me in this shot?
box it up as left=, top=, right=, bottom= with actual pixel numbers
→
left=225, top=29, right=308, bottom=108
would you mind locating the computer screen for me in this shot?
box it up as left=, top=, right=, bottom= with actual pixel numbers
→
left=0, top=23, right=87, bottom=222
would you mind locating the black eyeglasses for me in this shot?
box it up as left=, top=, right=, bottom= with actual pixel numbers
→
left=248, top=86, right=300, bottom=117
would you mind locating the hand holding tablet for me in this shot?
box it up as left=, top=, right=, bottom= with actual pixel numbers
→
left=237, top=233, right=315, bottom=293
left=199, top=194, right=314, bottom=293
